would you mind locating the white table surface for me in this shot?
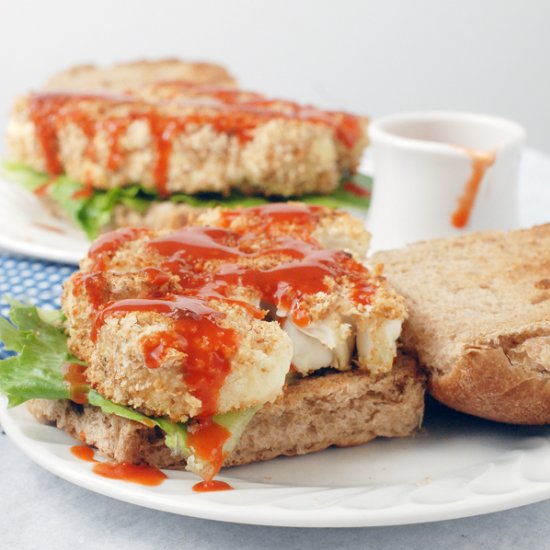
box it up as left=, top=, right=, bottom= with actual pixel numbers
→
left=1, top=148, right=549, bottom=549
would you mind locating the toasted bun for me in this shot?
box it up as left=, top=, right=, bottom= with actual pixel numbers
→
left=27, top=354, right=424, bottom=469
left=44, top=59, right=237, bottom=91
left=375, top=224, right=550, bottom=425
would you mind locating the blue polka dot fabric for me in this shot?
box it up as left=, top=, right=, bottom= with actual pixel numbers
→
left=0, top=255, right=76, bottom=359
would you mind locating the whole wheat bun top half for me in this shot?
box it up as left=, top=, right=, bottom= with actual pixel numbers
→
left=375, top=224, right=550, bottom=425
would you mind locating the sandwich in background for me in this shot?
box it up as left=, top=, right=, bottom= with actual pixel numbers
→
left=3, top=60, right=371, bottom=240
left=44, top=58, right=238, bottom=92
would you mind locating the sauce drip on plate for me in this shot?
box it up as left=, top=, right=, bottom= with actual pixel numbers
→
left=71, top=445, right=167, bottom=487
left=31, top=222, right=66, bottom=234
left=70, top=445, right=97, bottom=462
left=92, top=462, right=167, bottom=486
left=193, top=480, right=233, bottom=493
left=70, top=444, right=233, bottom=491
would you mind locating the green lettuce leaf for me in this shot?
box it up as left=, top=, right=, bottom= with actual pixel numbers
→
left=216, top=406, right=261, bottom=456
left=301, top=172, right=372, bottom=209
left=0, top=161, right=50, bottom=192
left=0, top=299, right=72, bottom=406
left=169, top=172, right=372, bottom=210
left=1, top=162, right=371, bottom=241
left=0, top=300, right=258, bottom=475
left=87, top=389, right=191, bottom=456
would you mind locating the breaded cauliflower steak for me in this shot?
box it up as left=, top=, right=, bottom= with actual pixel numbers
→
left=61, top=204, right=405, bottom=423
left=89, top=305, right=292, bottom=422
left=7, top=90, right=367, bottom=198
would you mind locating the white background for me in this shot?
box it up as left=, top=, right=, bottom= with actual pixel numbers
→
left=1, top=0, right=549, bottom=152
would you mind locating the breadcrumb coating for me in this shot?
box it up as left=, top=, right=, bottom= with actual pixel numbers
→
left=61, top=204, right=404, bottom=421
left=7, top=87, right=367, bottom=198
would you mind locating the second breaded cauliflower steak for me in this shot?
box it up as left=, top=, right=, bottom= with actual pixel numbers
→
left=7, top=86, right=367, bottom=198
left=62, top=204, right=405, bottom=423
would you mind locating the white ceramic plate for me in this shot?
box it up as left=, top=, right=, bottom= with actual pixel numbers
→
left=3, top=398, right=550, bottom=527
left=0, top=177, right=89, bottom=264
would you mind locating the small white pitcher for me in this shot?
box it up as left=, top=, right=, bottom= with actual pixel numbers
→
left=367, top=111, right=526, bottom=251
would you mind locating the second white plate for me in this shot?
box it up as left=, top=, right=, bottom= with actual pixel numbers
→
left=0, top=178, right=88, bottom=264
left=3, top=398, right=550, bottom=527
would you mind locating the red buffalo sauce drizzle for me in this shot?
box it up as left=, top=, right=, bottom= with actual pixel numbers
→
left=77, top=206, right=375, bottom=409
left=141, top=266, right=173, bottom=288
left=87, top=227, right=147, bottom=271
left=33, top=178, right=55, bottom=197
left=188, top=417, right=232, bottom=479
left=187, top=417, right=233, bottom=492
left=100, top=117, right=133, bottom=171
left=451, top=148, right=496, bottom=229
left=28, top=95, right=66, bottom=175
left=70, top=444, right=168, bottom=487
left=72, top=227, right=149, bottom=308
left=193, top=480, right=233, bottom=492
left=71, top=181, right=94, bottom=200
left=150, top=226, right=243, bottom=261
left=92, top=297, right=237, bottom=417
left=242, top=248, right=373, bottom=326
left=193, top=91, right=363, bottom=149
left=343, top=181, right=371, bottom=198
left=218, top=202, right=321, bottom=232
left=31, top=222, right=66, bottom=234
left=72, top=272, right=107, bottom=309
left=29, top=93, right=99, bottom=175
left=63, top=363, right=89, bottom=405
left=149, top=114, right=178, bottom=197
left=146, top=206, right=376, bottom=327
left=27, top=91, right=362, bottom=195
left=92, top=462, right=167, bottom=486
left=71, top=445, right=97, bottom=462
left=138, top=83, right=363, bottom=147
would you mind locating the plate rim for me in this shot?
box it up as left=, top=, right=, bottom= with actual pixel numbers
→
left=0, top=233, right=84, bottom=265
left=0, top=177, right=88, bottom=264
left=3, top=401, right=550, bottom=528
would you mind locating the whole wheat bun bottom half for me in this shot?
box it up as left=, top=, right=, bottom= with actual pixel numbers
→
left=26, top=354, right=424, bottom=470
left=375, top=224, right=550, bottom=425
